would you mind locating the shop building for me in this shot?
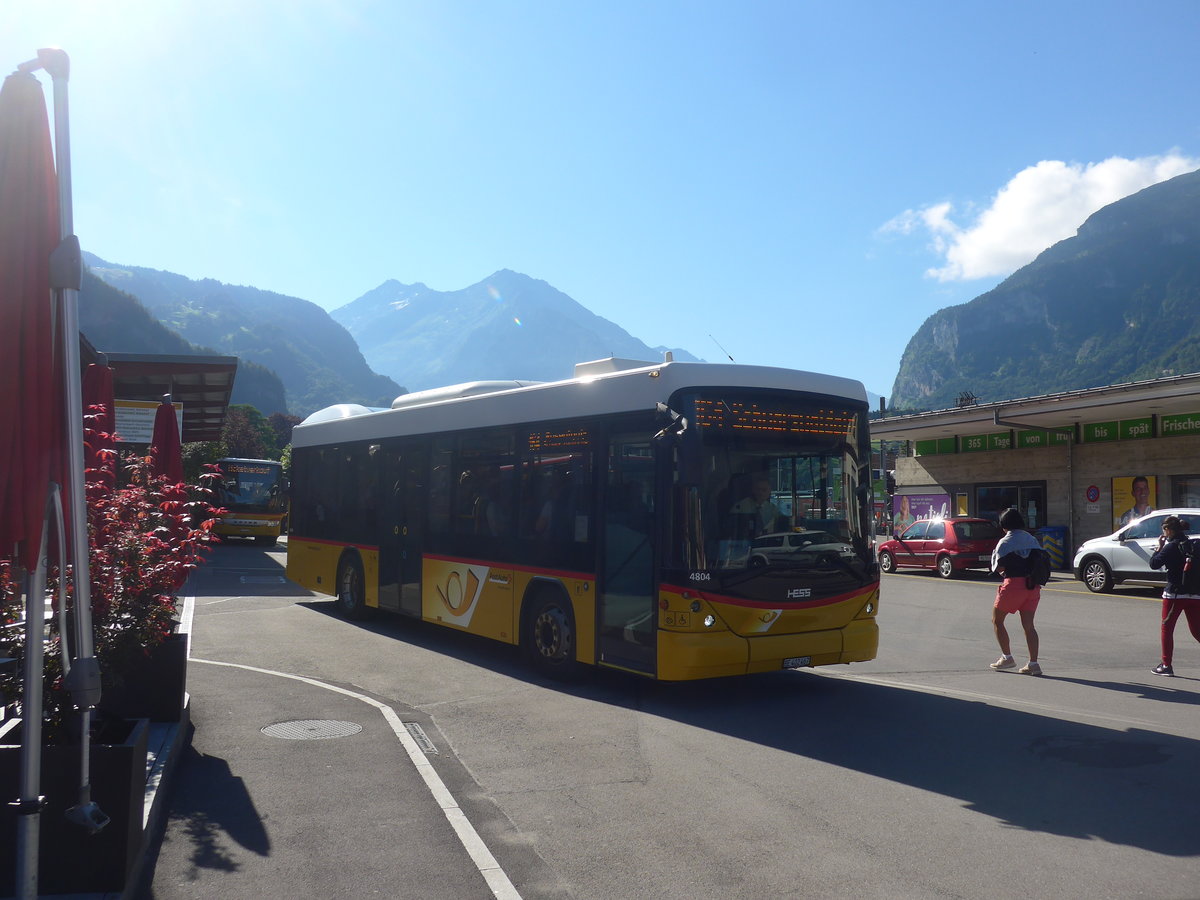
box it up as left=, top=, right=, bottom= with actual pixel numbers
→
left=870, top=372, right=1200, bottom=566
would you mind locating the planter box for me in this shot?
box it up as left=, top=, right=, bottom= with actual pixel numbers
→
left=99, top=630, right=189, bottom=723
left=0, top=716, right=149, bottom=896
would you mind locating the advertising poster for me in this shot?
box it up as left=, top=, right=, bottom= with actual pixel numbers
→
left=893, top=493, right=952, bottom=535
left=1112, top=475, right=1156, bottom=530
left=113, top=399, right=183, bottom=443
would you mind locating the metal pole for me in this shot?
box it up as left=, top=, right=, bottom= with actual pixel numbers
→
left=42, top=46, right=108, bottom=835
left=38, top=49, right=94, bottom=660
left=15, top=508, right=51, bottom=899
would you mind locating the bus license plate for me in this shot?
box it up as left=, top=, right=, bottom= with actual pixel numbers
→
left=782, top=656, right=811, bottom=669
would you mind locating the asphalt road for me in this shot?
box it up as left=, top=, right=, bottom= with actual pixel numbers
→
left=139, top=543, right=1200, bottom=900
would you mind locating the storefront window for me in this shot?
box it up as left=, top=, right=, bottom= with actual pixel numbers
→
left=1171, top=475, right=1200, bottom=507
left=976, top=483, right=1045, bottom=528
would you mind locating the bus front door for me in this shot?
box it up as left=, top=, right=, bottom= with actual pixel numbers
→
left=597, top=436, right=656, bottom=675
left=398, top=446, right=426, bottom=615
left=379, top=444, right=424, bottom=617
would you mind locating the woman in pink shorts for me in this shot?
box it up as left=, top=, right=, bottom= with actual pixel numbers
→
left=988, top=508, right=1043, bottom=675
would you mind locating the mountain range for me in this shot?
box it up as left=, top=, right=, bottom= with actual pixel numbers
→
left=82, top=254, right=400, bottom=417
left=83, top=257, right=701, bottom=417
left=890, top=167, right=1200, bottom=410
left=78, top=267, right=289, bottom=416
left=330, top=270, right=699, bottom=393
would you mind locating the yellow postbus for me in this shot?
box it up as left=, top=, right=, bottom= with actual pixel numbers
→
left=213, top=458, right=288, bottom=546
left=286, top=356, right=879, bottom=680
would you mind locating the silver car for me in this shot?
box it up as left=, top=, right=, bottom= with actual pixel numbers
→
left=748, top=529, right=853, bottom=568
left=1072, top=507, right=1200, bottom=593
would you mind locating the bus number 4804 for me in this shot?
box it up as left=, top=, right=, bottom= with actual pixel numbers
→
left=689, top=571, right=712, bottom=582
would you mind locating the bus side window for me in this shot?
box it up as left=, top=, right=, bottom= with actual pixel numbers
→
left=479, top=465, right=512, bottom=537
left=428, top=444, right=452, bottom=535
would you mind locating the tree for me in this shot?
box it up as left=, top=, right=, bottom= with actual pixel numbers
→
left=267, top=412, right=302, bottom=453
left=221, top=405, right=273, bottom=459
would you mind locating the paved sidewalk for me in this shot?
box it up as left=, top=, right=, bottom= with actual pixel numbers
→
left=121, top=592, right=523, bottom=900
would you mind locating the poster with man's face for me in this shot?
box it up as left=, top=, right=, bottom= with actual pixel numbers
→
left=1112, top=475, right=1156, bottom=530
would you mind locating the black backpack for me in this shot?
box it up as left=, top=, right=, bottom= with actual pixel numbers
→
left=1179, top=538, right=1200, bottom=594
left=1024, top=547, right=1053, bottom=589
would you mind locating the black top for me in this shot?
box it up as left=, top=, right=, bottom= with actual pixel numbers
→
left=1150, top=537, right=1193, bottom=596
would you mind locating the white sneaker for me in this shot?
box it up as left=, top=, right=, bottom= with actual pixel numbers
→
left=1019, top=662, right=1042, bottom=676
left=990, top=656, right=1016, bottom=670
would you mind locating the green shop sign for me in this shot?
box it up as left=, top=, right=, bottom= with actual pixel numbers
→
left=1048, top=428, right=1073, bottom=445
left=1161, top=412, right=1200, bottom=436
left=1119, top=417, right=1154, bottom=440
left=960, top=432, right=1011, bottom=452
left=1082, top=421, right=1119, bottom=443
left=914, top=437, right=958, bottom=456
left=960, top=434, right=987, bottom=452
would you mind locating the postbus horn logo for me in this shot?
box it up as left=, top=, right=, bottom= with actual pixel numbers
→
left=434, top=565, right=487, bottom=624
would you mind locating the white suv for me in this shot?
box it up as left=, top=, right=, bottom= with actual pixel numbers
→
left=1072, top=507, right=1200, bottom=593
left=748, top=529, right=852, bottom=568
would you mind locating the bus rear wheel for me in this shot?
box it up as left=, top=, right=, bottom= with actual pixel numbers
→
left=336, top=553, right=368, bottom=620
left=523, top=592, right=579, bottom=679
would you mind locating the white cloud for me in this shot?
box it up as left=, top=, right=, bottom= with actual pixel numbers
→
left=883, top=153, right=1200, bottom=282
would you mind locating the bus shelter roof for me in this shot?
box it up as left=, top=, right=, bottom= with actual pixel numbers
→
left=99, top=350, right=238, bottom=443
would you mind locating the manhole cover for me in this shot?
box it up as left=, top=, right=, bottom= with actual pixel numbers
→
left=262, top=719, right=363, bottom=740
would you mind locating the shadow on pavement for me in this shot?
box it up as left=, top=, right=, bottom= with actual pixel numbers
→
left=632, top=671, right=1200, bottom=858
left=1045, top=674, right=1200, bottom=703
left=136, top=736, right=269, bottom=899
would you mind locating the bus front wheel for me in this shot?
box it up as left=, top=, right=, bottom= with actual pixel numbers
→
left=522, top=591, right=579, bottom=679
left=336, top=554, right=368, bottom=620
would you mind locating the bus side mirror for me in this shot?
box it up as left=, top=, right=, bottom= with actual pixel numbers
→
left=653, top=402, right=688, bottom=441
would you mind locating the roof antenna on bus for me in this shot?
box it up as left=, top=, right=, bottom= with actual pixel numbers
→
left=709, top=334, right=735, bottom=363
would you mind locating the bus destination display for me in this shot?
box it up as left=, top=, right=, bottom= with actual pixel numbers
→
left=691, top=399, right=857, bottom=437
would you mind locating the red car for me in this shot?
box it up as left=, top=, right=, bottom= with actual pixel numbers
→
left=878, top=516, right=1004, bottom=578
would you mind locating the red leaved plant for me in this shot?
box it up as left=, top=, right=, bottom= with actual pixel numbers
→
left=0, top=406, right=223, bottom=728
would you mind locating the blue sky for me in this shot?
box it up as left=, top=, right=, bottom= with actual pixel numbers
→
left=7, top=1, right=1200, bottom=398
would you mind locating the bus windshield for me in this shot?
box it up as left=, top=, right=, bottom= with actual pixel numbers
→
left=668, top=392, right=873, bottom=581
left=217, top=460, right=284, bottom=513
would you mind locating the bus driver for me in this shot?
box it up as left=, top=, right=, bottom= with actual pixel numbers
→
left=729, top=472, right=781, bottom=537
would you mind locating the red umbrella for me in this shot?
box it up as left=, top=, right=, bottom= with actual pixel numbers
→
left=83, top=362, right=116, bottom=497
left=0, top=70, right=62, bottom=570
left=151, top=396, right=183, bottom=483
